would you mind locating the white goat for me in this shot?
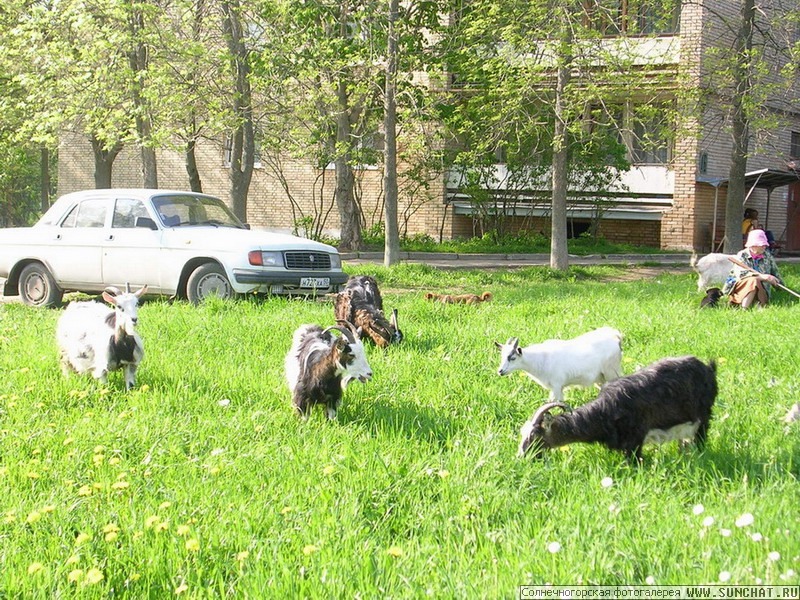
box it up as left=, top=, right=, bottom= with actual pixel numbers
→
left=56, top=285, right=147, bottom=390
left=691, top=252, right=735, bottom=292
left=285, top=320, right=373, bottom=420
left=495, top=326, right=623, bottom=402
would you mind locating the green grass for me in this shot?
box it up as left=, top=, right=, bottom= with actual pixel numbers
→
left=1, top=264, right=799, bottom=597
left=359, top=232, right=674, bottom=255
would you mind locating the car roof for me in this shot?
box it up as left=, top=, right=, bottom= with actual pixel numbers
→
left=56, top=189, right=219, bottom=201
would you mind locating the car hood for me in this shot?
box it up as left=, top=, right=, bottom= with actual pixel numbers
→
left=164, top=227, right=339, bottom=254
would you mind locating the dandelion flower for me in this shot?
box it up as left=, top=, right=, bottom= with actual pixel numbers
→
left=93, top=445, right=105, bottom=453
left=236, top=551, right=250, bottom=562
left=387, top=546, right=403, bottom=558
left=85, top=568, right=104, bottom=585
left=322, top=465, right=335, bottom=476
left=105, top=531, right=119, bottom=543
left=547, top=541, right=562, bottom=554
left=108, top=457, right=121, bottom=466
left=145, top=515, right=160, bottom=529
left=175, top=582, right=189, bottom=595
left=702, top=516, right=715, bottom=527
left=63, top=437, right=74, bottom=446
left=281, top=506, right=293, bottom=515
left=155, top=521, right=169, bottom=532
left=159, top=501, right=172, bottom=510
left=735, top=513, right=754, bottom=528
left=693, top=504, right=705, bottom=515
left=185, top=538, right=200, bottom=552
left=26, top=511, right=43, bottom=524
left=302, top=544, right=318, bottom=555
left=103, top=523, right=120, bottom=534
left=140, top=384, right=150, bottom=392
left=768, top=551, right=780, bottom=562
left=601, top=477, right=613, bottom=488
left=75, top=532, right=92, bottom=545
left=66, top=555, right=80, bottom=566
left=27, top=471, right=40, bottom=479
left=67, top=569, right=83, bottom=583
left=27, top=562, right=44, bottom=575
left=176, top=525, right=190, bottom=536
left=719, top=571, right=731, bottom=583
left=437, top=470, right=450, bottom=479
left=111, top=481, right=130, bottom=491
left=77, top=485, right=93, bottom=497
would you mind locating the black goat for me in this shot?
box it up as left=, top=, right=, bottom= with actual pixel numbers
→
left=334, top=275, right=402, bottom=348
left=518, top=356, right=717, bottom=462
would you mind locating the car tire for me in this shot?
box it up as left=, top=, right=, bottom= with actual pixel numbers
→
left=18, top=263, right=64, bottom=308
left=186, top=263, right=235, bottom=303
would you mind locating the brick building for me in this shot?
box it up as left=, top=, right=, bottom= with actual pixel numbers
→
left=57, top=0, right=800, bottom=252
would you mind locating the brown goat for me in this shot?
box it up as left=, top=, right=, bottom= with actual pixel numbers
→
left=424, top=291, right=492, bottom=305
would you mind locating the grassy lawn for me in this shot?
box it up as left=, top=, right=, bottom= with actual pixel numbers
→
left=1, top=263, right=798, bottom=597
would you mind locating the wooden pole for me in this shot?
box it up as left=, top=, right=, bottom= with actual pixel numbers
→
left=727, top=256, right=800, bottom=299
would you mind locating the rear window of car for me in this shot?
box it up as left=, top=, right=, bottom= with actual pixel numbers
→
left=61, top=199, right=108, bottom=228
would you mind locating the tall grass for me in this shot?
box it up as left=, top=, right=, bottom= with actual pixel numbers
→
left=1, top=264, right=798, bottom=598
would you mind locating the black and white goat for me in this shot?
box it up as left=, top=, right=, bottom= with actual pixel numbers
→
left=56, top=285, right=147, bottom=390
left=495, top=326, right=623, bottom=402
left=284, top=320, right=373, bottom=420
left=334, top=275, right=402, bottom=348
left=518, top=356, right=717, bottom=462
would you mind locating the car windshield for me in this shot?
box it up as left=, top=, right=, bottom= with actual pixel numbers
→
left=152, top=194, right=245, bottom=229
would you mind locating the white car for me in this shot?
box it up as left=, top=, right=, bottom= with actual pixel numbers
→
left=0, top=189, right=348, bottom=306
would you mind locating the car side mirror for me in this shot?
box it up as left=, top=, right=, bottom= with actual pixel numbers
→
left=135, top=216, right=158, bottom=230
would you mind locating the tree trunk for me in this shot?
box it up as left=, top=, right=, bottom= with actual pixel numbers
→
left=550, top=23, right=573, bottom=271
left=383, top=0, right=400, bottom=267
left=335, top=80, right=363, bottom=251
left=91, top=137, right=123, bottom=189
left=40, top=146, right=50, bottom=212
left=128, top=7, right=158, bottom=188
left=186, top=136, right=203, bottom=193
left=222, top=0, right=255, bottom=222
left=724, top=0, right=755, bottom=254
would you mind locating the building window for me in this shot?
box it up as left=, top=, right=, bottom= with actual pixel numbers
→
left=582, top=0, right=681, bottom=36
left=791, top=131, right=800, bottom=160
left=223, top=134, right=262, bottom=168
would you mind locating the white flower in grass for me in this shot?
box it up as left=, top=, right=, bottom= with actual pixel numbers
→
left=767, top=551, right=780, bottom=562
left=719, top=571, right=731, bottom=582
left=218, top=398, right=231, bottom=408
left=645, top=576, right=656, bottom=585
left=735, top=513, right=754, bottom=528
left=693, top=504, right=705, bottom=515
left=702, top=516, right=715, bottom=527
left=547, top=541, right=562, bottom=554
left=720, top=528, right=732, bottom=537
left=780, top=569, right=796, bottom=580
left=600, top=477, right=613, bottom=489
left=750, top=533, right=763, bottom=542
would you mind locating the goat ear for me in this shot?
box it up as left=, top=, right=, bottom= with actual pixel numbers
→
left=102, top=291, right=118, bottom=306
left=494, top=341, right=503, bottom=350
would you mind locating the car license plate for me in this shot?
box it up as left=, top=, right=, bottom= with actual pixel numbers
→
left=300, top=277, right=330, bottom=288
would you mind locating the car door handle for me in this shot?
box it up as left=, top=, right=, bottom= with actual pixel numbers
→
left=55, top=234, right=61, bottom=240
left=106, top=234, right=115, bottom=241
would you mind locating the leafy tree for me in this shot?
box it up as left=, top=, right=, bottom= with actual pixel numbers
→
left=436, top=0, right=681, bottom=268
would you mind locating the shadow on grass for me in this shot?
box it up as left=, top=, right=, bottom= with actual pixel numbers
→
left=340, top=399, right=459, bottom=448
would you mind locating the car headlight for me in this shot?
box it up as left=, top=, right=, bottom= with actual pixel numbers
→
left=330, top=253, right=342, bottom=269
left=248, top=251, right=284, bottom=267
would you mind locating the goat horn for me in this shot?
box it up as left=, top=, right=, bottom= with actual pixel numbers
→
left=530, top=402, right=572, bottom=426
left=125, top=282, right=132, bottom=293
left=334, top=320, right=359, bottom=344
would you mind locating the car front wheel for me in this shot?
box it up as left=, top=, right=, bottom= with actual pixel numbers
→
left=18, top=263, right=64, bottom=307
left=186, top=263, right=235, bottom=303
